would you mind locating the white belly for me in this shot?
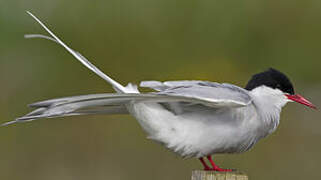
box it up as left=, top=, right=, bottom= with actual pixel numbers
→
left=127, top=101, right=264, bottom=158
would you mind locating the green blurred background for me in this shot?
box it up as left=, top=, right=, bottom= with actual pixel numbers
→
left=0, top=0, right=320, bottom=179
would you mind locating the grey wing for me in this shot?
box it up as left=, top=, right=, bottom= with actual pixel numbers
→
left=5, top=81, right=251, bottom=125
left=140, top=80, right=219, bottom=91
left=150, top=82, right=252, bottom=115
left=3, top=90, right=250, bottom=125
left=141, top=80, right=252, bottom=107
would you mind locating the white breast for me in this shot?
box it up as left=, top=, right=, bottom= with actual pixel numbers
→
left=127, top=101, right=267, bottom=158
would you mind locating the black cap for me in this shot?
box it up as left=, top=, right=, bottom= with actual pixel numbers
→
left=245, top=68, right=295, bottom=95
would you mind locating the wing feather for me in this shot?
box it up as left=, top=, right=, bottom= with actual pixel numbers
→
left=4, top=90, right=250, bottom=125
left=141, top=80, right=251, bottom=107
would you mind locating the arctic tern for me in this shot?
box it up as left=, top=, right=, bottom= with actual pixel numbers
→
left=3, top=12, right=316, bottom=171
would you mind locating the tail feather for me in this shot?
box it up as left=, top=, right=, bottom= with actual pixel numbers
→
left=16, top=105, right=127, bottom=121
left=29, top=93, right=122, bottom=108
left=4, top=94, right=133, bottom=125
left=25, top=11, right=135, bottom=93
left=4, top=93, right=184, bottom=125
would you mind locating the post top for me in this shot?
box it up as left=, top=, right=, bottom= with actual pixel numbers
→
left=191, top=170, right=248, bottom=180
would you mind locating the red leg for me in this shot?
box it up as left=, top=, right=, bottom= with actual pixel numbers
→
left=199, top=157, right=211, bottom=171
left=207, top=155, right=232, bottom=172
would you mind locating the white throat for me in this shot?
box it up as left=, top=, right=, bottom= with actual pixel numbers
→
left=250, top=86, right=289, bottom=109
left=249, top=86, right=290, bottom=134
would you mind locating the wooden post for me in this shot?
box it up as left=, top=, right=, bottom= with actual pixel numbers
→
left=191, top=170, right=248, bottom=180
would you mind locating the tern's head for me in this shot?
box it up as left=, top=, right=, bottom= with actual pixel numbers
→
left=245, top=68, right=316, bottom=109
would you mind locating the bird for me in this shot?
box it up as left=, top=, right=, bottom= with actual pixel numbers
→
left=3, top=11, right=316, bottom=172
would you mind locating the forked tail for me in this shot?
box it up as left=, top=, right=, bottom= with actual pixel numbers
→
left=24, top=11, right=136, bottom=94
left=2, top=12, right=140, bottom=126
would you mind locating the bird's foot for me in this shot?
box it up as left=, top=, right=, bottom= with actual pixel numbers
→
left=200, top=156, right=234, bottom=172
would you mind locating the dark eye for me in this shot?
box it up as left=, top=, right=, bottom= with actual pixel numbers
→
left=276, top=84, right=281, bottom=89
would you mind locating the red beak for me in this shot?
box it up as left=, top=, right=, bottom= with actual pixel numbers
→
left=285, top=94, right=316, bottom=109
